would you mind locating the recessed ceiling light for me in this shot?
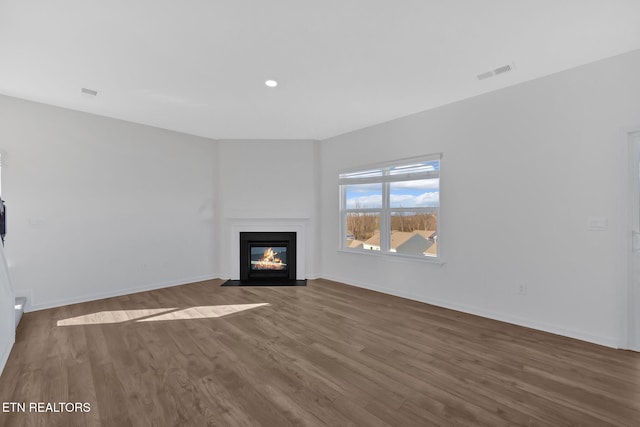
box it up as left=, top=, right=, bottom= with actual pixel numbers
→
left=265, top=79, right=278, bottom=88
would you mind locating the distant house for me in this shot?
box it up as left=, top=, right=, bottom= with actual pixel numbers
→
left=347, top=239, right=364, bottom=249
left=362, top=230, right=435, bottom=255
left=415, top=230, right=436, bottom=241
left=424, top=242, right=437, bottom=256
left=362, top=231, right=382, bottom=251
left=396, top=233, right=433, bottom=255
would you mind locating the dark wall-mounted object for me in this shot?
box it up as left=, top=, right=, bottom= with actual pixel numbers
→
left=0, top=199, right=6, bottom=246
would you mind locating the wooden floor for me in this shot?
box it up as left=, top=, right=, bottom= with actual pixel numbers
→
left=1, top=279, right=639, bottom=426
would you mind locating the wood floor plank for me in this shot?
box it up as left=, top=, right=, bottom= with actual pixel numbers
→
left=1, top=278, right=640, bottom=426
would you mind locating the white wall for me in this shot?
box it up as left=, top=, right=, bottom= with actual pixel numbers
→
left=0, top=95, right=218, bottom=311
left=0, top=244, right=14, bottom=376
left=320, top=49, right=640, bottom=348
left=1, top=49, right=637, bottom=350
left=217, top=140, right=320, bottom=279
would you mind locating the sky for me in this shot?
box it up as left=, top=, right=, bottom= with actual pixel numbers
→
left=345, top=178, right=439, bottom=209
left=343, top=160, right=440, bottom=209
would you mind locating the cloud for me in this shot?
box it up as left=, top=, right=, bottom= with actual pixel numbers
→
left=347, top=191, right=439, bottom=208
left=346, top=183, right=381, bottom=193
left=390, top=191, right=439, bottom=207
left=346, top=194, right=382, bottom=209
left=391, top=178, right=439, bottom=190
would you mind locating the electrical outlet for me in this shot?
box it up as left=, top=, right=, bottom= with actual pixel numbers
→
left=518, top=284, right=528, bottom=295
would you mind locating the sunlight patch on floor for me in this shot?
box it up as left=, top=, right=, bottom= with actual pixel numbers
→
left=57, top=308, right=177, bottom=326
left=137, top=303, right=270, bottom=322
left=57, top=303, right=270, bottom=326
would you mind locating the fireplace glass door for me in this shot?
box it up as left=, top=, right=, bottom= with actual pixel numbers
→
left=240, top=232, right=297, bottom=281
left=250, top=245, right=288, bottom=271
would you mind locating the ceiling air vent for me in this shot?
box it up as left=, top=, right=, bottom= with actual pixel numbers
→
left=81, top=87, right=98, bottom=96
left=476, top=71, right=494, bottom=80
left=494, top=64, right=512, bottom=75
left=477, top=63, right=514, bottom=81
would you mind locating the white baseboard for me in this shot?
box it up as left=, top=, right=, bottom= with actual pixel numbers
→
left=26, top=274, right=219, bottom=312
left=14, top=289, right=34, bottom=313
left=0, top=334, right=14, bottom=377
left=320, top=274, right=618, bottom=349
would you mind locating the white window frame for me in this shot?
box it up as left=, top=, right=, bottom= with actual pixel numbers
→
left=339, top=154, right=442, bottom=262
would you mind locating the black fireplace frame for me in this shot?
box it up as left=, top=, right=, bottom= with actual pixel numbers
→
left=240, top=232, right=297, bottom=281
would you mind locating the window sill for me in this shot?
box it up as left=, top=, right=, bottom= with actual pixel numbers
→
left=337, top=248, right=446, bottom=266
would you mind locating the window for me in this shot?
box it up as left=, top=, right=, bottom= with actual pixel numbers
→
left=339, top=155, right=440, bottom=259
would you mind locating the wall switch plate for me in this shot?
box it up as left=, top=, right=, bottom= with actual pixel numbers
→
left=633, top=231, right=640, bottom=252
left=588, top=217, right=607, bottom=231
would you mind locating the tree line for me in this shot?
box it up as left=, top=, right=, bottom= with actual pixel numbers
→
left=347, top=213, right=437, bottom=241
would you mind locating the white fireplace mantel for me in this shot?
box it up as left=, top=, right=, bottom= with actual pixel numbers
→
left=225, top=216, right=309, bottom=280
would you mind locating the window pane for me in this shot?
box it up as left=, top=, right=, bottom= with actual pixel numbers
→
left=390, top=179, right=439, bottom=208
left=340, top=155, right=442, bottom=259
left=345, top=183, right=382, bottom=209
left=389, top=212, right=438, bottom=257
left=345, top=212, right=380, bottom=249
left=340, top=169, right=383, bottom=179
left=389, top=160, right=439, bottom=175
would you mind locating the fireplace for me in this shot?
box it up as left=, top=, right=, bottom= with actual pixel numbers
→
left=240, top=232, right=297, bottom=281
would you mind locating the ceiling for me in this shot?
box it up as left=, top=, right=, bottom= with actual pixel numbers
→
left=1, top=1, right=639, bottom=141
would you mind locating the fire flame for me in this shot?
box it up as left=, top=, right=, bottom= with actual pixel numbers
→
left=255, top=247, right=285, bottom=270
